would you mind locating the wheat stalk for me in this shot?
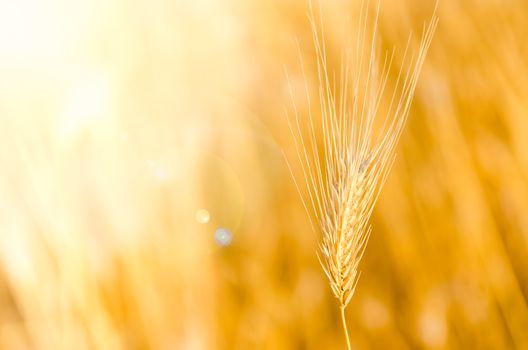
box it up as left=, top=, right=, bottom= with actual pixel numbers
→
left=286, top=1, right=437, bottom=348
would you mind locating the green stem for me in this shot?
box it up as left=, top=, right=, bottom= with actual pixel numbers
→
left=340, top=306, right=352, bottom=350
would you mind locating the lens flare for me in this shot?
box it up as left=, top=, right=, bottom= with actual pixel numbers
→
left=214, top=228, right=232, bottom=246
left=195, top=209, right=210, bottom=224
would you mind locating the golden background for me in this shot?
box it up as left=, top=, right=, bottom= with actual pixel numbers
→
left=0, top=0, right=527, bottom=349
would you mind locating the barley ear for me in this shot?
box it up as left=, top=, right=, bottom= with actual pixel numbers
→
left=287, top=1, right=437, bottom=348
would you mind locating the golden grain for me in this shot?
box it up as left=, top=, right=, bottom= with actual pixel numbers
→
left=287, top=1, right=437, bottom=347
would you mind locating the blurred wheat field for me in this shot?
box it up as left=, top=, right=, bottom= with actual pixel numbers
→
left=1, top=0, right=528, bottom=349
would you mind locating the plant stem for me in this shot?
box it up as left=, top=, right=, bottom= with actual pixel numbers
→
left=340, top=306, right=352, bottom=350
